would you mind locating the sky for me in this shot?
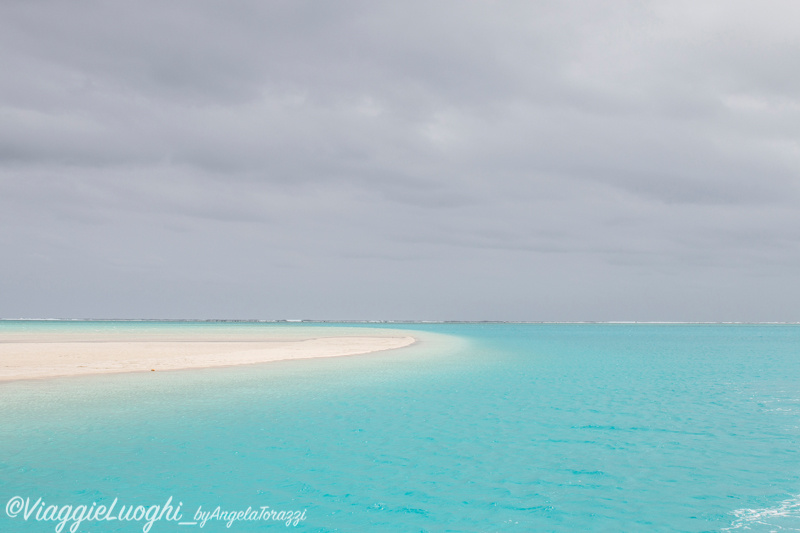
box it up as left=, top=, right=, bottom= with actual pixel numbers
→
left=1, top=1, right=799, bottom=321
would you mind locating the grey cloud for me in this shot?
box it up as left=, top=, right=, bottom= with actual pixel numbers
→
left=1, top=1, right=800, bottom=320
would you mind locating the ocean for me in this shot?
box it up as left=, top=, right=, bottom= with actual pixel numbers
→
left=1, top=321, right=799, bottom=532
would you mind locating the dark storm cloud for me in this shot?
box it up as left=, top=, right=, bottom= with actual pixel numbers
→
left=1, top=1, right=799, bottom=320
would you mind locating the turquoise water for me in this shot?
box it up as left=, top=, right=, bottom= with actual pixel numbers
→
left=1, top=322, right=800, bottom=532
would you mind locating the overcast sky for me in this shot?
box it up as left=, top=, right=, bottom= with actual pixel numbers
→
left=1, top=1, right=799, bottom=321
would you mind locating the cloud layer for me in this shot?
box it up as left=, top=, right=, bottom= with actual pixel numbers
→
left=2, top=1, right=799, bottom=320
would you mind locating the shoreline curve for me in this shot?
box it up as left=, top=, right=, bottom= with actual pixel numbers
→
left=0, top=335, right=417, bottom=381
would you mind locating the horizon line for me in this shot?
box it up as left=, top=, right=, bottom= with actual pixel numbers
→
left=1, top=318, right=799, bottom=325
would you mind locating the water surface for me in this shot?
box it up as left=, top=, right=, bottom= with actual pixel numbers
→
left=1, top=322, right=799, bottom=531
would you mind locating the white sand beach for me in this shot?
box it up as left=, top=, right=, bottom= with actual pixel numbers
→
left=0, top=334, right=416, bottom=381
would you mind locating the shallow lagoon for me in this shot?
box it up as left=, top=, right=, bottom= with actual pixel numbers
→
left=2, top=322, right=799, bottom=531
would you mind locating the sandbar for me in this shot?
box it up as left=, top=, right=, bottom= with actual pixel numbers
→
left=0, top=334, right=416, bottom=381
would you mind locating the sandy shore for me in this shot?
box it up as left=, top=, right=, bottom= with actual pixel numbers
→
left=0, top=335, right=416, bottom=381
